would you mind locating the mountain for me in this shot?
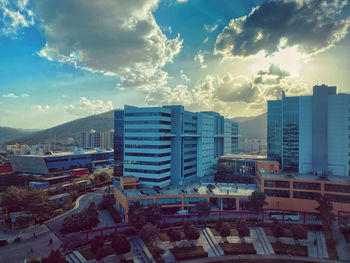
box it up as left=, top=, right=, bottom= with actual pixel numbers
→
left=5, top=110, right=115, bottom=145
left=232, top=113, right=267, bottom=140
left=0, top=127, right=36, bottom=143
left=5, top=109, right=266, bottom=145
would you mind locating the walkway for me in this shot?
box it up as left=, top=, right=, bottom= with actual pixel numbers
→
left=202, top=228, right=224, bottom=257
left=332, top=223, right=350, bottom=261
left=179, top=254, right=347, bottom=263
left=250, top=227, right=274, bottom=255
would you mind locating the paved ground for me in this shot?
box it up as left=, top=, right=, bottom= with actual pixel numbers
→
left=0, top=225, right=62, bottom=263
left=333, top=223, right=350, bottom=261
left=250, top=227, right=274, bottom=255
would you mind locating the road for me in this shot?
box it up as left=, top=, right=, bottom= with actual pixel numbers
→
left=0, top=187, right=111, bottom=263
left=45, top=186, right=109, bottom=237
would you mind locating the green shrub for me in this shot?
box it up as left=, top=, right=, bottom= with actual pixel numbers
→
left=220, top=242, right=256, bottom=255
left=170, top=246, right=208, bottom=261
left=0, top=239, right=8, bottom=246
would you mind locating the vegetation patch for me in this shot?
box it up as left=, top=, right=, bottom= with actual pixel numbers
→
left=170, top=246, right=208, bottom=261
left=219, top=242, right=256, bottom=255
left=264, top=227, right=307, bottom=239
left=210, top=228, right=238, bottom=236
left=79, top=244, right=115, bottom=260
left=271, top=243, right=308, bottom=257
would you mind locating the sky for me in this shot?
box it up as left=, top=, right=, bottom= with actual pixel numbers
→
left=0, top=0, right=350, bottom=129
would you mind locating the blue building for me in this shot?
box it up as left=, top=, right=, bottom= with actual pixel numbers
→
left=267, top=84, right=350, bottom=176
left=9, top=149, right=113, bottom=175
left=114, top=105, right=239, bottom=187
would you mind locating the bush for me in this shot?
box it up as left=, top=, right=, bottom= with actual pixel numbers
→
left=107, top=205, right=122, bottom=223
left=120, top=228, right=136, bottom=237
left=0, top=239, right=8, bottom=246
left=272, top=243, right=308, bottom=257
left=96, top=247, right=107, bottom=260
left=220, top=242, right=256, bottom=255
left=90, top=236, right=104, bottom=254
left=149, top=246, right=165, bottom=263
left=215, top=217, right=227, bottom=232
left=111, top=234, right=130, bottom=255
left=170, top=246, right=208, bottom=261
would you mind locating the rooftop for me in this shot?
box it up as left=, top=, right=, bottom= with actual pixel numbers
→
left=219, top=154, right=268, bottom=161
left=259, top=172, right=350, bottom=183
left=15, top=149, right=113, bottom=158
left=116, top=175, right=257, bottom=198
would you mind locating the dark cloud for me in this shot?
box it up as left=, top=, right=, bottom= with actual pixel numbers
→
left=215, top=0, right=350, bottom=58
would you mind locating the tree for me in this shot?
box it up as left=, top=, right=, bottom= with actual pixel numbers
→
left=220, top=222, right=231, bottom=242
left=61, top=202, right=99, bottom=234
left=90, top=236, right=104, bottom=254
left=271, top=218, right=284, bottom=242
left=128, top=202, right=162, bottom=230
left=195, top=199, right=211, bottom=226
left=184, top=221, right=200, bottom=246
left=292, top=224, right=306, bottom=241
left=140, top=223, right=160, bottom=246
left=41, top=249, right=68, bottom=263
left=236, top=217, right=250, bottom=238
left=111, top=234, right=131, bottom=255
left=215, top=217, right=227, bottom=232
left=249, top=191, right=267, bottom=213
left=316, top=195, right=335, bottom=230
left=0, top=186, right=50, bottom=220
left=168, top=228, right=181, bottom=247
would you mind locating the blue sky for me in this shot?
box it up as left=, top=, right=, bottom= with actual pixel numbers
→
left=0, top=0, right=349, bottom=129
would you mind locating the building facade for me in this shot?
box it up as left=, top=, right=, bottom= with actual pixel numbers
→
left=9, top=149, right=113, bottom=175
left=267, top=84, right=350, bottom=176
left=114, top=105, right=239, bottom=187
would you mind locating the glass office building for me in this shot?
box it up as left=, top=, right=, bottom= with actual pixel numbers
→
left=114, top=105, right=239, bottom=187
left=267, top=84, right=350, bottom=176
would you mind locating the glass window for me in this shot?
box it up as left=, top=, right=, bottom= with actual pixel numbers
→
left=138, top=176, right=170, bottom=182
left=264, top=180, right=290, bottom=188
left=293, top=191, right=321, bottom=200
left=325, top=184, right=350, bottom=193
left=264, top=189, right=290, bottom=198
left=293, top=182, right=321, bottom=190
left=156, top=198, right=182, bottom=205
left=184, top=197, right=207, bottom=204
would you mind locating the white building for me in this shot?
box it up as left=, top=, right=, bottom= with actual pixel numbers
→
left=114, top=105, right=239, bottom=187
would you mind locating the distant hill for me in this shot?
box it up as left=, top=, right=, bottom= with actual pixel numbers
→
left=0, top=127, right=35, bottom=143
left=5, top=110, right=115, bottom=145
left=5, top=109, right=267, bottom=145
left=232, top=113, right=267, bottom=140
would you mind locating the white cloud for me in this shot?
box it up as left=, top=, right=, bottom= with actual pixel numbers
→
left=65, top=97, right=113, bottom=116
left=21, top=93, right=29, bottom=97
left=194, top=50, right=208, bottom=69
left=144, top=64, right=309, bottom=117
left=204, top=24, right=218, bottom=32
left=177, top=0, right=188, bottom=3
left=34, top=0, right=183, bottom=92
left=0, top=0, right=34, bottom=36
left=31, top=104, right=50, bottom=112
left=2, top=93, right=18, bottom=98
left=203, top=37, right=209, bottom=43
left=180, top=69, right=190, bottom=82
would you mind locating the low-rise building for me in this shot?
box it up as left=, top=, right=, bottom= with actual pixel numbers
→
left=114, top=176, right=256, bottom=222
left=257, top=171, right=350, bottom=214
left=8, top=149, right=113, bottom=175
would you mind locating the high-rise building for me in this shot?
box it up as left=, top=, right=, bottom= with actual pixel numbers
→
left=81, top=129, right=101, bottom=148
left=267, top=84, right=350, bottom=176
left=114, top=105, right=239, bottom=187
left=101, top=129, right=114, bottom=149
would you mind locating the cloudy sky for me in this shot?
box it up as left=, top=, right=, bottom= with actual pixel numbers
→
left=0, top=0, right=350, bottom=129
